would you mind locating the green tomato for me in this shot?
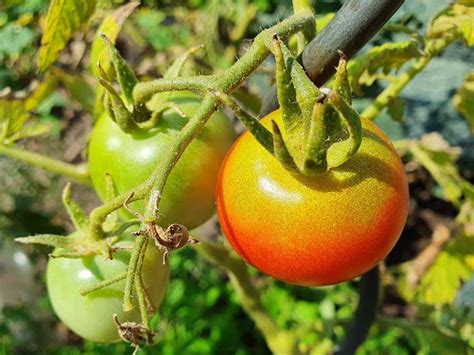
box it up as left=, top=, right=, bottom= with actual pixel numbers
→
left=88, top=92, right=236, bottom=229
left=46, top=240, right=168, bottom=343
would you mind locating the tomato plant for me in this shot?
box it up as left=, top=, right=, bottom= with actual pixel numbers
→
left=217, top=110, right=409, bottom=286
left=88, top=92, right=236, bottom=229
left=46, top=238, right=169, bottom=343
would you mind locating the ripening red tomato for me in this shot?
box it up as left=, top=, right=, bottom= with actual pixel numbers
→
left=216, top=110, right=409, bottom=286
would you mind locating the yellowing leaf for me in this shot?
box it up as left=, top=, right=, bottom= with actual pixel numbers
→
left=409, top=134, right=473, bottom=207
left=38, top=0, right=97, bottom=72
left=90, top=1, right=139, bottom=77
left=429, top=4, right=474, bottom=46
left=453, top=71, right=474, bottom=134
left=0, top=76, right=58, bottom=144
left=418, top=235, right=474, bottom=306
left=348, top=40, right=422, bottom=95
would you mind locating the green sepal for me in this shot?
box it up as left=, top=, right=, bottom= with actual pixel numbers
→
left=15, top=234, right=71, bottom=249
left=102, top=172, right=118, bottom=232
left=99, top=78, right=139, bottom=133
left=271, top=120, right=298, bottom=172
left=15, top=233, right=112, bottom=259
left=303, top=101, right=328, bottom=175
left=164, top=45, right=203, bottom=80
left=334, top=51, right=352, bottom=104
left=325, top=89, right=362, bottom=168
left=272, top=36, right=324, bottom=173
left=62, top=182, right=89, bottom=233
left=216, top=91, right=274, bottom=154
left=238, top=109, right=274, bottom=155
left=101, top=34, right=137, bottom=107
left=146, top=45, right=204, bottom=128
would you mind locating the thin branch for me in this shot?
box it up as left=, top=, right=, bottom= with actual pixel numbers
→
left=0, top=144, right=91, bottom=185
left=407, top=210, right=452, bottom=287
left=362, top=37, right=454, bottom=120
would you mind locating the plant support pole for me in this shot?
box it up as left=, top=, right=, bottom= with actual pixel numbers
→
left=260, top=0, right=405, bottom=116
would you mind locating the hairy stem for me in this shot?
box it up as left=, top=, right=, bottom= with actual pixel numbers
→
left=362, top=37, right=453, bottom=120
left=135, top=237, right=150, bottom=328
left=123, top=235, right=147, bottom=312
left=145, top=94, right=218, bottom=219
left=134, top=77, right=212, bottom=104
left=0, top=145, right=91, bottom=185
left=195, top=242, right=297, bottom=354
left=80, top=272, right=127, bottom=296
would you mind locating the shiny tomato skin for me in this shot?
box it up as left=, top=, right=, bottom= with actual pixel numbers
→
left=89, top=92, right=236, bottom=229
left=217, top=110, right=409, bottom=286
left=46, top=240, right=169, bottom=343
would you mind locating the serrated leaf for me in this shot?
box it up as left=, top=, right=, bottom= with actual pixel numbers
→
left=90, top=1, right=139, bottom=77
left=348, top=40, right=422, bottom=95
left=409, top=134, right=473, bottom=207
left=429, top=4, right=474, bottom=46
left=453, top=71, right=474, bottom=134
left=101, top=35, right=137, bottom=107
left=38, top=0, right=97, bottom=72
left=418, top=234, right=474, bottom=305
left=0, top=76, right=58, bottom=144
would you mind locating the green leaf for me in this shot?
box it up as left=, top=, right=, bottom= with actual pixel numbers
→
left=90, top=1, right=139, bottom=77
left=349, top=40, right=422, bottom=95
left=101, top=34, right=137, bottom=107
left=315, top=13, right=335, bottom=33
left=386, top=97, right=406, bottom=123
left=38, top=0, right=97, bottom=72
left=418, top=234, right=474, bottom=305
left=0, top=23, right=36, bottom=62
left=62, top=183, right=89, bottom=233
left=0, top=76, right=58, bottom=144
left=453, top=71, right=474, bottom=134
left=409, top=134, right=473, bottom=207
left=429, top=4, right=474, bottom=46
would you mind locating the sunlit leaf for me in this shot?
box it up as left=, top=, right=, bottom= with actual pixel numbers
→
left=453, top=71, right=474, bottom=134
left=90, top=1, right=139, bottom=77
left=408, top=133, right=473, bottom=207
left=349, top=40, right=422, bottom=95
left=429, top=4, right=474, bottom=46
left=38, top=0, right=97, bottom=72
left=0, top=76, right=58, bottom=144
left=418, top=234, right=474, bottom=305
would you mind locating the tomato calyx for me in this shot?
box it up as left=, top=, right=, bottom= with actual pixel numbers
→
left=98, top=36, right=204, bottom=134
left=237, top=36, right=363, bottom=177
left=113, top=314, right=155, bottom=354
left=124, top=193, right=200, bottom=264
